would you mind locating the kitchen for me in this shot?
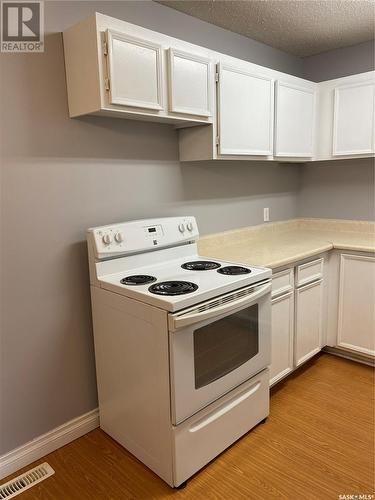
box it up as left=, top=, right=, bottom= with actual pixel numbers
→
left=0, top=1, right=374, bottom=498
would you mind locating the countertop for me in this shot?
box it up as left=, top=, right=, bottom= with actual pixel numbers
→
left=197, top=219, right=375, bottom=270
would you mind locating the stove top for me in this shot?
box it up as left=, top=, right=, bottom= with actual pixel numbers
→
left=88, top=215, right=271, bottom=312
left=96, top=254, right=271, bottom=312
left=181, top=260, right=221, bottom=271
left=149, top=281, right=198, bottom=296
left=120, top=275, right=157, bottom=285
left=217, top=266, right=251, bottom=275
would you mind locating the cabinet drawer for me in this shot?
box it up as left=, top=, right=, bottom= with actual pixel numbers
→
left=272, top=268, right=294, bottom=297
left=172, top=369, right=269, bottom=486
left=296, top=258, right=323, bottom=287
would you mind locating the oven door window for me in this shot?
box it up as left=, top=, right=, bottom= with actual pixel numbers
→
left=193, top=304, right=259, bottom=389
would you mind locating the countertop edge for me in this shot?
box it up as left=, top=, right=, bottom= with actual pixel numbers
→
left=268, top=244, right=334, bottom=270
left=331, top=243, right=375, bottom=253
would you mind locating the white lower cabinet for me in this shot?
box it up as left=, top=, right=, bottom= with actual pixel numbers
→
left=270, top=259, right=325, bottom=385
left=270, top=291, right=294, bottom=385
left=295, top=279, right=323, bottom=366
left=271, top=251, right=374, bottom=385
left=337, top=253, right=375, bottom=356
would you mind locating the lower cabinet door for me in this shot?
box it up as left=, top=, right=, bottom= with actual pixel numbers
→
left=337, top=253, right=375, bottom=356
left=295, top=280, right=323, bottom=366
left=270, top=291, right=294, bottom=385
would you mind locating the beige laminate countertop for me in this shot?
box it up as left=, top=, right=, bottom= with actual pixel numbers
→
left=197, top=219, right=375, bottom=270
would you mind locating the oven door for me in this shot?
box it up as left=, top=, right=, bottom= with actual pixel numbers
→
left=168, top=280, right=271, bottom=424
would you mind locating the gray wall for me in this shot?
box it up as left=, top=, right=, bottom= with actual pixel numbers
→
left=303, top=40, right=375, bottom=82
left=0, top=1, right=302, bottom=455
left=298, top=159, right=375, bottom=221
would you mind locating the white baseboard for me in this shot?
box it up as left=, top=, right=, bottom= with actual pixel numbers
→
left=323, top=346, right=375, bottom=367
left=0, top=408, right=99, bottom=480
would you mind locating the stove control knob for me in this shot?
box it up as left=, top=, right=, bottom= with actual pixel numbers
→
left=114, top=232, right=124, bottom=243
left=102, top=233, right=112, bottom=245
left=178, top=223, right=185, bottom=233
left=186, top=222, right=193, bottom=232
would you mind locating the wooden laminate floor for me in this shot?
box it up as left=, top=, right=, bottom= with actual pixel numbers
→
left=3, top=353, right=374, bottom=500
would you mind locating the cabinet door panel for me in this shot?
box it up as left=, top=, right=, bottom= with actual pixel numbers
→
left=295, top=280, right=323, bottom=366
left=168, top=49, right=212, bottom=117
left=218, top=64, right=274, bottom=156
left=338, top=254, right=375, bottom=356
left=275, top=82, right=315, bottom=157
left=333, top=82, right=375, bottom=156
left=107, top=30, right=163, bottom=110
left=270, top=291, right=294, bottom=385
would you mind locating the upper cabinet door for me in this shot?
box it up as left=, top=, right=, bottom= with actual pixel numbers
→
left=275, top=81, right=315, bottom=157
left=168, top=49, right=212, bottom=117
left=333, top=81, right=375, bottom=156
left=218, top=64, right=274, bottom=156
left=106, top=30, right=164, bottom=110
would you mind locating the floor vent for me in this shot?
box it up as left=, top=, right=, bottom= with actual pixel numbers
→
left=0, top=463, right=55, bottom=499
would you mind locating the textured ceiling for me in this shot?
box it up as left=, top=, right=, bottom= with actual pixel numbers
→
left=155, top=0, right=375, bottom=57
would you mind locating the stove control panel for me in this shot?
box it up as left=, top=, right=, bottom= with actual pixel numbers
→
left=88, top=216, right=198, bottom=259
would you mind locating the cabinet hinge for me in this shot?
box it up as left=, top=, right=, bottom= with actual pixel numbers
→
left=103, top=40, right=108, bottom=56
left=215, top=136, right=220, bottom=146
left=215, top=72, right=219, bottom=83
left=104, top=77, right=110, bottom=91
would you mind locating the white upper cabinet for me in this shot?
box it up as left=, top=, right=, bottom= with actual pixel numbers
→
left=64, top=13, right=375, bottom=162
left=332, top=81, right=375, bottom=156
left=106, top=30, right=163, bottom=111
left=217, top=64, right=274, bottom=156
left=316, top=72, right=375, bottom=160
left=168, top=49, right=212, bottom=117
left=63, top=13, right=213, bottom=125
left=275, top=81, right=315, bottom=157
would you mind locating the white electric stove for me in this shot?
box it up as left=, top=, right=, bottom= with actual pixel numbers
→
left=87, top=216, right=271, bottom=488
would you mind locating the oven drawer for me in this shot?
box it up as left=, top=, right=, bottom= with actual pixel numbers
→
left=296, top=258, right=324, bottom=287
left=272, top=268, right=294, bottom=297
left=172, top=369, right=269, bottom=486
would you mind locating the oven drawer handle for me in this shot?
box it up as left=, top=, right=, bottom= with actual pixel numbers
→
left=189, top=382, right=262, bottom=433
left=170, top=282, right=271, bottom=330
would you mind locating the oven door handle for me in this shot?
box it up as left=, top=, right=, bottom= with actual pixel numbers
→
left=169, top=281, right=271, bottom=331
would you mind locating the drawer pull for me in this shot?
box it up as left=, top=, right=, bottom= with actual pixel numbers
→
left=189, top=382, right=261, bottom=433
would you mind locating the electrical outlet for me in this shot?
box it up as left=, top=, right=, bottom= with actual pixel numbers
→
left=263, top=207, right=270, bottom=222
